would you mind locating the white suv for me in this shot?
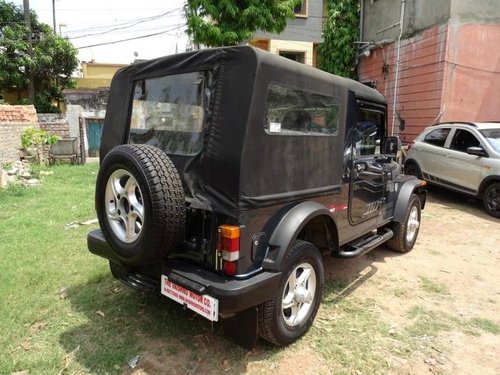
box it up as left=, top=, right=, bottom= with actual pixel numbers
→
left=404, top=122, right=500, bottom=218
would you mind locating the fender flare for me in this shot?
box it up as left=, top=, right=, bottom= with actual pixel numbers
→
left=393, top=178, right=426, bottom=223
left=261, top=201, right=335, bottom=271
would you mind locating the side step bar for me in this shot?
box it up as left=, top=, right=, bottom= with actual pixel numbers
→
left=119, top=273, right=159, bottom=293
left=336, top=228, right=394, bottom=258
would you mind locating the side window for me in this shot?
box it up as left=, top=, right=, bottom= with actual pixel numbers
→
left=450, top=129, right=480, bottom=152
left=354, top=109, right=383, bottom=156
left=423, top=128, right=451, bottom=147
left=264, top=84, right=340, bottom=136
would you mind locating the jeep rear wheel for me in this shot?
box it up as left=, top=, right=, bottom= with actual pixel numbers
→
left=96, top=144, right=185, bottom=265
left=483, top=182, right=500, bottom=218
left=387, top=194, right=421, bottom=253
left=258, top=240, right=324, bottom=346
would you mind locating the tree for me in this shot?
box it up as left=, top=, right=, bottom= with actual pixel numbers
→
left=184, top=0, right=300, bottom=47
left=318, top=0, right=359, bottom=79
left=0, top=1, right=78, bottom=112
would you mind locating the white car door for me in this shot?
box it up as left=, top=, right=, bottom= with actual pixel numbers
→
left=442, top=128, right=483, bottom=193
left=416, top=127, right=452, bottom=179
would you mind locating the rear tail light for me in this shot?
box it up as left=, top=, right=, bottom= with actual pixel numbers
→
left=222, top=260, right=237, bottom=276
left=217, top=225, right=240, bottom=276
left=407, top=141, right=415, bottom=150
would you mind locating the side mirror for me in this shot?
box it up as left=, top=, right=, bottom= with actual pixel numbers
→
left=383, top=136, right=401, bottom=155
left=466, top=146, right=488, bottom=157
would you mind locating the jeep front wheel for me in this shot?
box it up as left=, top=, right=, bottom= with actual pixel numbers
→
left=258, top=240, right=324, bottom=346
left=387, top=194, right=421, bottom=253
left=96, top=144, right=185, bottom=265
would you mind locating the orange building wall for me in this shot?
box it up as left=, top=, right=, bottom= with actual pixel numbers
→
left=359, top=24, right=448, bottom=143
left=359, top=22, right=500, bottom=143
left=441, top=23, right=500, bottom=122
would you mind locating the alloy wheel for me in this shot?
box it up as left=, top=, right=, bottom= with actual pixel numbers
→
left=281, top=262, right=317, bottom=327
left=104, top=169, right=144, bottom=243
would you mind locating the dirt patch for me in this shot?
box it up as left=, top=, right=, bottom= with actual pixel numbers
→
left=321, top=186, right=500, bottom=374
left=126, top=187, right=499, bottom=375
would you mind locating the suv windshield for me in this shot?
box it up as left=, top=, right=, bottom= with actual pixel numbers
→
left=480, top=128, right=500, bottom=153
left=129, top=71, right=206, bottom=155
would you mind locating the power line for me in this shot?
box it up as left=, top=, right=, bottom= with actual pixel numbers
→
left=65, top=8, right=182, bottom=36
left=76, top=25, right=184, bottom=49
left=68, top=8, right=181, bottom=39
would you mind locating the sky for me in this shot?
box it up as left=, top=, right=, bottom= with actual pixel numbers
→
left=12, top=0, right=189, bottom=64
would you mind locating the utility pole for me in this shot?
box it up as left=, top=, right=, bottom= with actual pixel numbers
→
left=52, top=0, right=56, bottom=33
left=23, top=0, right=35, bottom=102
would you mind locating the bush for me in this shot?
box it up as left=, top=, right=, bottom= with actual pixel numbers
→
left=21, top=127, right=60, bottom=149
left=20, top=127, right=60, bottom=164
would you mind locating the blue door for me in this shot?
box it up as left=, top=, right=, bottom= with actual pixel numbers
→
left=87, top=120, right=104, bottom=157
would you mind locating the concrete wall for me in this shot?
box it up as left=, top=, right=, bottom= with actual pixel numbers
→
left=38, top=114, right=70, bottom=139
left=0, top=105, right=39, bottom=163
left=81, top=63, right=126, bottom=79
left=451, top=0, right=500, bottom=24
left=63, top=88, right=109, bottom=113
left=362, top=0, right=451, bottom=42
left=253, top=0, right=325, bottom=42
left=75, top=77, right=113, bottom=89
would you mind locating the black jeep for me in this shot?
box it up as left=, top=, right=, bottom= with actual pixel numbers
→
left=88, top=46, right=426, bottom=347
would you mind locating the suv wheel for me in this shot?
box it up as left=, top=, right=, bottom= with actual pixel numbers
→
left=387, top=194, right=421, bottom=253
left=483, top=183, right=500, bottom=218
left=96, top=144, right=185, bottom=265
left=258, top=240, right=324, bottom=346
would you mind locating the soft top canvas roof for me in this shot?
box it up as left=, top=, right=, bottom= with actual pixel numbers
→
left=101, top=46, right=386, bottom=218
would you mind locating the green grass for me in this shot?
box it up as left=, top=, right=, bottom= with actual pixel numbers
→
left=0, top=163, right=249, bottom=374
left=468, top=317, right=500, bottom=335
left=0, top=163, right=496, bottom=374
left=0, top=163, right=105, bottom=373
left=418, top=276, right=450, bottom=295
left=405, top=306, right=453, bottom=338
left=310, top=280, right=393, bottom=374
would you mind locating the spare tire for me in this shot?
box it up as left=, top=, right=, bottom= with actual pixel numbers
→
left=95, top=144, right=185, bottom=265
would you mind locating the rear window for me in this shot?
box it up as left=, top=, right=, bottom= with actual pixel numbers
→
left=264, top=83, right=340, bottom=136
left=129, top=72, right=206, bottom=155
left=423, top=128, right=450, bottom=147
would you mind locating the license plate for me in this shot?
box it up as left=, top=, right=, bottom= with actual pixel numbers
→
left=161, top=275, right=219, bottom=322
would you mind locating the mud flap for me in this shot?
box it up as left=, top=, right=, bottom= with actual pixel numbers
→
left=221, top=307, right=258, bottom=349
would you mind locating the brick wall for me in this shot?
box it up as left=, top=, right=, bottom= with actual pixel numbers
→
left=0, top=105, right=39, bottom=163
left=39, top=122, right=70, bottom=139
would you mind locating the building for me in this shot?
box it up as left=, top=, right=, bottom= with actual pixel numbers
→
left=250, top=0, right=327, bottom=67
left=358, top=0, right=500, bottom=143
left=60, top=62, right=126, bottom=157
left=75, top=62, right=127, bottom=89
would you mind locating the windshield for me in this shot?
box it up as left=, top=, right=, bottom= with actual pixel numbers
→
left=129, top=71, right=206, bottom=155
left=480, top=128, right=500, bottom=153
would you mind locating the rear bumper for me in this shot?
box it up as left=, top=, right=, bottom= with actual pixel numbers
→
left=87, top=230, right=281, bottom=317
